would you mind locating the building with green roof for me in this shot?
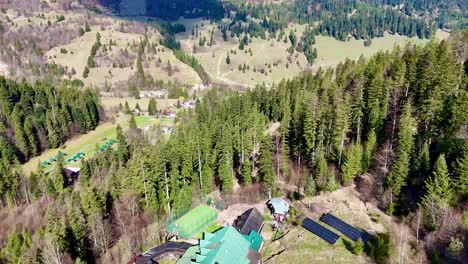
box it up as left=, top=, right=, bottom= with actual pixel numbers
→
left=177, top=225, right=262, bottom=264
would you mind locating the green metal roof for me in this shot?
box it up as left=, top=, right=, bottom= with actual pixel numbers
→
left=243, top=230, right=263, bottom=252
left=177, top=226, right=260, bottom=264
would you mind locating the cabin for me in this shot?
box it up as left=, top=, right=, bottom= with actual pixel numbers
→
left=163, top=108, right=176, bottom=118
left=267, top=198, right=289, bottom=222
left=177, top=225, right=263, bottom=264
left=233, top=208, right=264, bottom=235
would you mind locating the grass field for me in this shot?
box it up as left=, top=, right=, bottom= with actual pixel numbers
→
left=262, top=225, right=369, bottom=264
left=167, top=205, right=218, bottom=239
left=21, top=115, right=161, bottom=175
left=311, top=30, right=450, bottom=70
left=45, top=18, right=200, bottom=88
left=194, top=221, right=223, bottom=239
left=177, top=19, right=308, bottom=87
left=176, top=18, right=449, bottom=87
left=100, top=97, right=179, bottom=111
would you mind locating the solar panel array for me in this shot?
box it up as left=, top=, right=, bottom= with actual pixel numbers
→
left=302, top=218, right=340, bottom=244
left=320, top=213, right=370, bottom=242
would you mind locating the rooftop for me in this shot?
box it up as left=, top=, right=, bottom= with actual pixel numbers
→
left=177, top=225, right=263, bottom=264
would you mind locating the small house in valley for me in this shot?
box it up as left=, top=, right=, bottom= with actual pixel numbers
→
left=267, top=198, right=289, bottom=222
left=233, top=208, right=264, bottom=235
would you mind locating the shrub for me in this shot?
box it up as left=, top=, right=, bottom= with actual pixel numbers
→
left=446, top=237, right=463, bottom=261
left=353, top=238, right=364, bottom=255
left=366, top=234, right=390, bottom=264
left=263, top=213, right=272, bottom=221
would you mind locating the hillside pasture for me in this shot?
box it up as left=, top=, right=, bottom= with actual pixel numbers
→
left=311, top=29, right=450, bottom=70
left=21, top=115, right=164, bottom=175
left=45, top=19, right=200, bottom=88
left=177, top=19, right=308, bottom=87
left=100, top=97, right=179, bottom=111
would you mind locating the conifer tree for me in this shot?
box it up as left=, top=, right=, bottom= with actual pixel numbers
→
left=259, top=135, right=275, bottom=189
left=304, top=175, right=316, bottom=197
left=116, top=125, right=129, bottom=161
left=51, top=155, right=66, bottom=194
left=388, top=102, right=417, bottom=198
left=124, top=101, right=131, bottom=114
left=129, top=116, right=137, bottom=129
left=421, top=154, right=454, bottom=229
left=325, top=171, right=338, bottom=192
left=242, top=158, right=252, bottom=185
left=218, top=132, right=234, bottom=192
left=341, top=144, right=363, bottom=185
left=82, top=66, right=90, bottom=78
left=362, top=129, right=377, bottom=171
left=314, top=154, right=327, bottom=188
left=147, top=98, right=157, bottom=115
left=454, top=151, right=467, bottom=197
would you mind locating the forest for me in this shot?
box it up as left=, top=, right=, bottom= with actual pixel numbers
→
left=0, top=78, right=100, bottom=207
left=0, top=36, right=466, bottom=262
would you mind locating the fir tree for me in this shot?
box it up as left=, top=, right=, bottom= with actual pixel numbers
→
left=124, top=101, right=131, bottom=114
left=454, top=151, right=468, bottom=197
left=82, top=66, right=89, bottom=78
left=421, top=154, right=454, bottom=229
left=147, top=98, right=158, bottom=115
left=304, top=175, right=316, bottom=197
left=341, top=144, right=363, bottom=185
left=388, top=102, right=417, bottom=197
left=242, top=158, right=252, bottom=185
left=325, top=171, right=338, bottom=192
left=51, top=155, right=66, bottom=194
left=259, top=135, right=275, bottom=189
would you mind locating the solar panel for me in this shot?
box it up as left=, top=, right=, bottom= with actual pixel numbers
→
left=302, top=218, right=340, bottom=244
left=320, top=213, right=370, bottom=243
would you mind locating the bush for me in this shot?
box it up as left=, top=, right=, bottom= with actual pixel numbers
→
left=446, top=237, right=463, bottom=261
left=462, top=210, right=468, bottom=228
left=370, top=213, right=381, bottom=223
left=386, top=202, right=395, bottom=216
left=263, top=213, right=272, bottom=221
left=366, top=234, right=390, bottom=264
left=353, top=238, right=364, bottom=255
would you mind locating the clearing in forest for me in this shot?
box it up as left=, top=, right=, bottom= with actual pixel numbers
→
left=21, top=115, right=164, bottom=175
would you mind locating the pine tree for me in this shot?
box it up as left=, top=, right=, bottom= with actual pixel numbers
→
left=388, top=102, right=417, bottom=197
left=84, top=22, right=91, bottom=32
left=226, top=52, right=230, bottom=65
left=218, top=133, right=234, bottom=192
left=51, top=155, right=66, bottom=194
left=416, top=142, right=431, bottom=181
left=116, top=125, right=129, bottom=161
left=454, top=151, right=467, bottom=197
left=82, top=66, right=89, bottom=78
left=148, top=98, right=157, bottom=115
left=79, top=160, right=91, bottom=186
left=87, top=56, right=95, bottom=68
left=421, top=154, right=454, bottom=229
left=124, top=101, right=131, bottom=114
left=362, top=129, right=377, bottom=171
left=325, top=171, right=338, bottom=192
left=259, top=135, right=275, bottom=189
left=341, top=144, right=363, bottom=185
left=242, top=158, right=252, bottom=185
left=304, top=175, right=316, bottom=197
left=314, top=154, right=327, bottom=188
left=201, top=164, right=212, bottom=194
